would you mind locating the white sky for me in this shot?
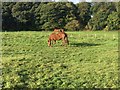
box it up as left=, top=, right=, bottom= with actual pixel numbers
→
left=52, top=0, right=119, bottom=3
left=55, top=0, right=92, bottom=4
left=68, top=0, right=117, bottom=4
left=69, top=0, right=92, bottom=4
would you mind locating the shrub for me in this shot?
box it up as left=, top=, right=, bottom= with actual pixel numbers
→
left=42, top=22, right=59, bottom=31
left=64, top=20, right=80, bottom=31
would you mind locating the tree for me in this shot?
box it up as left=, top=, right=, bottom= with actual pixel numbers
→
left=88, top=11, right=108, bottom=30
left=41, top=22, right=59, bottom=31
left=106, top=12, right=119, bottom=30
left=2, top=2, right=119, bottom=31
left=65, top=2, right=78, bottom=23
left=64, top=20, right=80, bottom=31
left=76, top=2, right=91, bottom=29
left=2, top=2, right=17, bottom=31
left=35, top=2, right=78, bottom=30
left=12, top=2, right=36, bottom=30
left=88, top=2, right=118, bottom=30
left=35, top=2, right=61, bottom=30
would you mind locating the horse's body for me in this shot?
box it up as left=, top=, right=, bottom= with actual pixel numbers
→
left=54, top=29, right=64, bottom=33
left=48, top=29, right=69, bottom=47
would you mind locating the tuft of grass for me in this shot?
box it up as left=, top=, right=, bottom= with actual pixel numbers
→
left=1, top=31, right=118, bottom=88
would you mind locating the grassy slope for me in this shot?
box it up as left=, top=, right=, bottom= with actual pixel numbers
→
left=1, top=31, right=118, bottom=88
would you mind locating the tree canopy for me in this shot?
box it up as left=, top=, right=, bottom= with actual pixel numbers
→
left=2, top=2, right=120, bottom=31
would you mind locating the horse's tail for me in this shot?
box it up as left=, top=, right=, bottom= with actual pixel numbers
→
left=66, top=37, right=69, bottom=45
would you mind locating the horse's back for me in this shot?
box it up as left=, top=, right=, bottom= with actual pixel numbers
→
left=49, top=33, right=60, bottom=40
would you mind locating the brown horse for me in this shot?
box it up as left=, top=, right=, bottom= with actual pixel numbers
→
left=54, top=28, right=64, bottom=33
left=48, top=29, right=69, bottom=47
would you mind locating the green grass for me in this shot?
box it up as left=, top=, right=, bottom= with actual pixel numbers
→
left=1, top=31, right=119, bottom=89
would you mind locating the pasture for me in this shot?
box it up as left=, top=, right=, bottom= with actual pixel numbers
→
left=1, top=31, right=119, bottom=89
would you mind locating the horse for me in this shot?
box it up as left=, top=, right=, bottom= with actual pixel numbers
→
left=54, top=28, right=64, bottom=33
left=48, top=29, right=69, bottom=47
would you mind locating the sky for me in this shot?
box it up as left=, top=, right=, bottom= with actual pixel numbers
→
left=69, top=0, right=118, bottom=4
left=61, top=0, right=116, bottom=4
left=69, top=0, right=92, bottom=4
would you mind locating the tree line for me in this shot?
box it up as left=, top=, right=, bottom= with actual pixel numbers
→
left=2, top=2, right=120, bottom=31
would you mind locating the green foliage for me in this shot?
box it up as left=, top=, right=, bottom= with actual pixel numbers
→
left=90, top=2, right=116, bottom=15
left=42, top=22, right=59, bottom=31
left=88, top=11, right=108, bottom=30
left=88, top=2, right=118, bottom=31
left=2, top=2, right=17, bottom=31
left=2, top=2, right=119, bottom=31
left=12, top=2, right=33, bottom=23
left=65, top=20, right=80, bottom=31
left=107, top=12, right=120, bottom=30
left=65, top=2, right=78, bottom=22
left=1, top=31, right=118, bottom=88
left=76, top=2, right=91, bottom=28
left=11, top=2, right=36, bottom=30
left=39, top=2, right=77, bottom=29
left=35, top=2, right=67, bottom=30
left=103, top=26, right=109, bottom=31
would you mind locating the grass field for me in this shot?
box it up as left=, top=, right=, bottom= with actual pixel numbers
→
left=1, top=31, right=119, bottom=89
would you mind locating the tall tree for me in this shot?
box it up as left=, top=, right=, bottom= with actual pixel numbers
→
left=12, top=2, right=36, bottom=30
left=88, top=2, right=118, bottom=30
left=2, top=2, right=17, bottom=31
left=35, top=2, right=78, bottom=30
left=106, top=11, right=119, bottom=30
left=76, top=2, right=91, bottom=29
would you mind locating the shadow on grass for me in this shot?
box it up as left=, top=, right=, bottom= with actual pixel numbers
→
left=70, top=42, right=101, bottom=47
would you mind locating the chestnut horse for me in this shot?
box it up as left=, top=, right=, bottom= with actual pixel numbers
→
left=54, top=28, right=64, bottom=33
left=48, top=29, right=69, bottom=47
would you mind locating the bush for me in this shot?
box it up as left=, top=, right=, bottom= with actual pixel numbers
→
left=107, top=12, right=119, bottom=30
left=64, top=20, right=80, bottom=31
left=42, top=22, right=59, bottom=31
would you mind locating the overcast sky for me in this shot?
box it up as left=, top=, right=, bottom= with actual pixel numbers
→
left=71, top=0, right=120, bottom=4
left=70, top=0, right=92, bottom=4
left=67, top=0, right=116, bottom=4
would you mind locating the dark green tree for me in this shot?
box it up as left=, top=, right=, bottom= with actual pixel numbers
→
left=88, top=2, right=118, bottom=30
left=64, top=20, right=80, bottom=31
left=2, top=2, right=119, bottom=31
left=35, top=2, right=62, bottom=30
left=76, top=2, right=91, bottom=29
left=106, top=12, right=119, bottom=30
left=35, top=2, right=78, bottom=30
left=12, top=2, right=36, bottom=30
left=65, top=2, right=78, bottom=23
left=2, top=2, right=17, bottom=31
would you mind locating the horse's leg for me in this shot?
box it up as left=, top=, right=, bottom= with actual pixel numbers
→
left=51, top=40, right=55, bottom=45
left=62, top=37, right=69, bottom=46
left=53, top=40, right=56, bottom=44
left=62, top=38, right=66, bottom=46
left=48, top=39, right=52, bottom=47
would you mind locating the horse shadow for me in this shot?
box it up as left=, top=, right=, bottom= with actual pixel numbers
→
left=70, top=42, right=101, bottom=47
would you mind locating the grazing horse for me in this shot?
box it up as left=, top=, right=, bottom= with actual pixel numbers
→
left=48, top=29, right=69, bottom=47
left=54, top=28, right=64, bottom=33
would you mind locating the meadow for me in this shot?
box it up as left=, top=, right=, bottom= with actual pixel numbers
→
left=1, top=31, right=119, bottom=89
